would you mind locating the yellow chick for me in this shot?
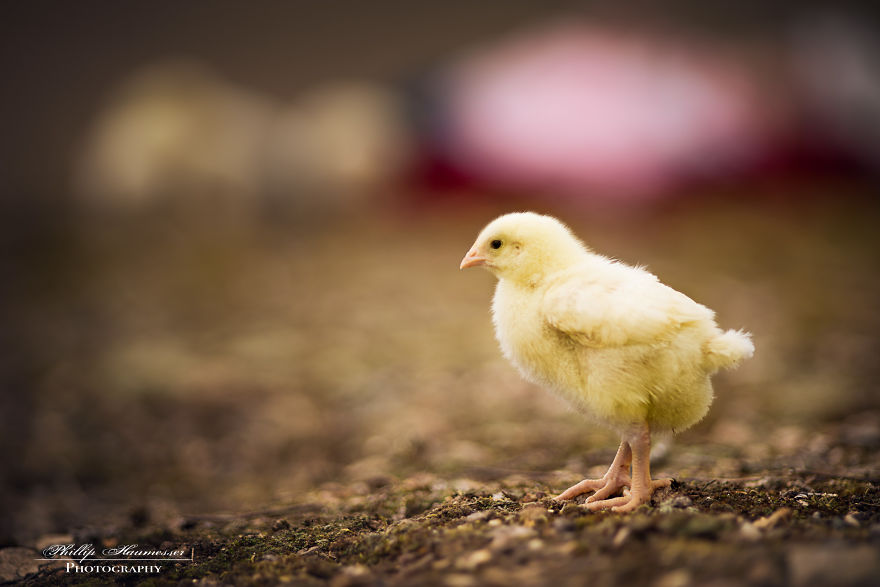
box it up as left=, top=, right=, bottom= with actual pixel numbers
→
left=460, top=212, right=754, bottom=512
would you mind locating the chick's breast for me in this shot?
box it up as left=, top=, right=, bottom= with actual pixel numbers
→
left=492, top=279, right=584, bottom=394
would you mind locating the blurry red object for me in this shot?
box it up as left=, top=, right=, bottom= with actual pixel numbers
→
left=435, top=23, right=775, bottom=201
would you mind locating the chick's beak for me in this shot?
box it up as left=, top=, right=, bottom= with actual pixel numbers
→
left=460, top=247, right=487, bottom=270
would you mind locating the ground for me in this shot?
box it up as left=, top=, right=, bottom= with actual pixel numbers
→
left=11, top=467, right=880, bottom=586
left=2, top=188, right=880, bottom=585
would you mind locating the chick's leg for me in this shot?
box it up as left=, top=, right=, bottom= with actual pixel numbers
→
left=591, top=423, right=672, bottom=513
left=555, top=439, right=632, bottom=501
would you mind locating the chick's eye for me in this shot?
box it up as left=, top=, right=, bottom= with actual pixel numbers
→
left=490, top=239, right=503, bottom=250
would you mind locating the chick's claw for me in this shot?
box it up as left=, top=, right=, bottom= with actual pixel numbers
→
left=610, top=481, right=670, bottom=513
left=558, top=477, right=666, bottom=512
left=554, top=478, right=608, bottom=501
left=555, top=472, right=632, bottom=502
left=651, top=478, right=674, bottom=491
left=586, top=473, right=634, bottom=502
left=587, top=491, right=634, bottom=512
left=586, top=478, right=672, bottom=512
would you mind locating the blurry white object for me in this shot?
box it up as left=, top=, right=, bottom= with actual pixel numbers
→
left=74, top=62, right=411, bottom=210
left=266, top=82, right=412, bottom=204
left=75, top=61, right=275, bottom=206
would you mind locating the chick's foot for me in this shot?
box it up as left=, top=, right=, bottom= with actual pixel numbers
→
left=555, top=439, right=632, bottom=501
left=585, top=478, right=672, bottom=512
left=588, top=423, right=671, bottom=513
left=555, top=476, right=625, bottom=501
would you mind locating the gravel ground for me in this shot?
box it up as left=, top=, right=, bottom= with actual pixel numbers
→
left=2, top=189, right=880, bottom=585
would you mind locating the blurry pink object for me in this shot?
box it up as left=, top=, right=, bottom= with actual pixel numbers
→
left=440, top=23, right=773, bottom=200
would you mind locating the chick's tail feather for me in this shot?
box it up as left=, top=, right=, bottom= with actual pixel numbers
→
left=705, top=329, right=754, bottom=371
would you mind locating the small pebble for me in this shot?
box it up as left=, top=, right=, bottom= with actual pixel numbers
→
left=612, top=527, right=631, bottom=548
left=489, top=524, right=536, bottom=552
left=445, top=573, right=477, bottom=587
left=552, top=518, right=576, bottom=533
left=655, top=569, right=692, bottom=587
left=753, top=508, right=792, bottom=530
left=518, top=504, right=548, bottom=526
left=456, top=549, right=492, bottom=570
left=465, top=510, right=492, bottom=523
left=666, top=495, right=693, bottom=508
left=739, top=521, right=761, bottom=541
left=561, top=503, right=581, bottom=515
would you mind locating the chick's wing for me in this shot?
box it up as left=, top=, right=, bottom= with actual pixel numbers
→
left=542, top=268, right=713, bottom=348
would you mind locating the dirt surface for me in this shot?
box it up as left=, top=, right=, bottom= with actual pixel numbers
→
left=3, top=190, right=880, bottom=585
left=13, top=468, right=880, bottom=585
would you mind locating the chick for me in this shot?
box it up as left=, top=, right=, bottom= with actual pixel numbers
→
left=460, top=212, right=754, bottom=512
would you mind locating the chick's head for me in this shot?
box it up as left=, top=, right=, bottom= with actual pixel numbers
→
left=460, top=212, right=586, bottom=285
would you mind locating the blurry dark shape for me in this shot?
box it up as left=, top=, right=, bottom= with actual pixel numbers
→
left=431, top=21, right=775, bottom=201
left=74, top=61, right=413, bottom=214
left=789, top=14, right=880, bottom=170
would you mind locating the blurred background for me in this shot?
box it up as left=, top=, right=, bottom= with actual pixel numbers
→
left=2, top=1, right=879, bottom=545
